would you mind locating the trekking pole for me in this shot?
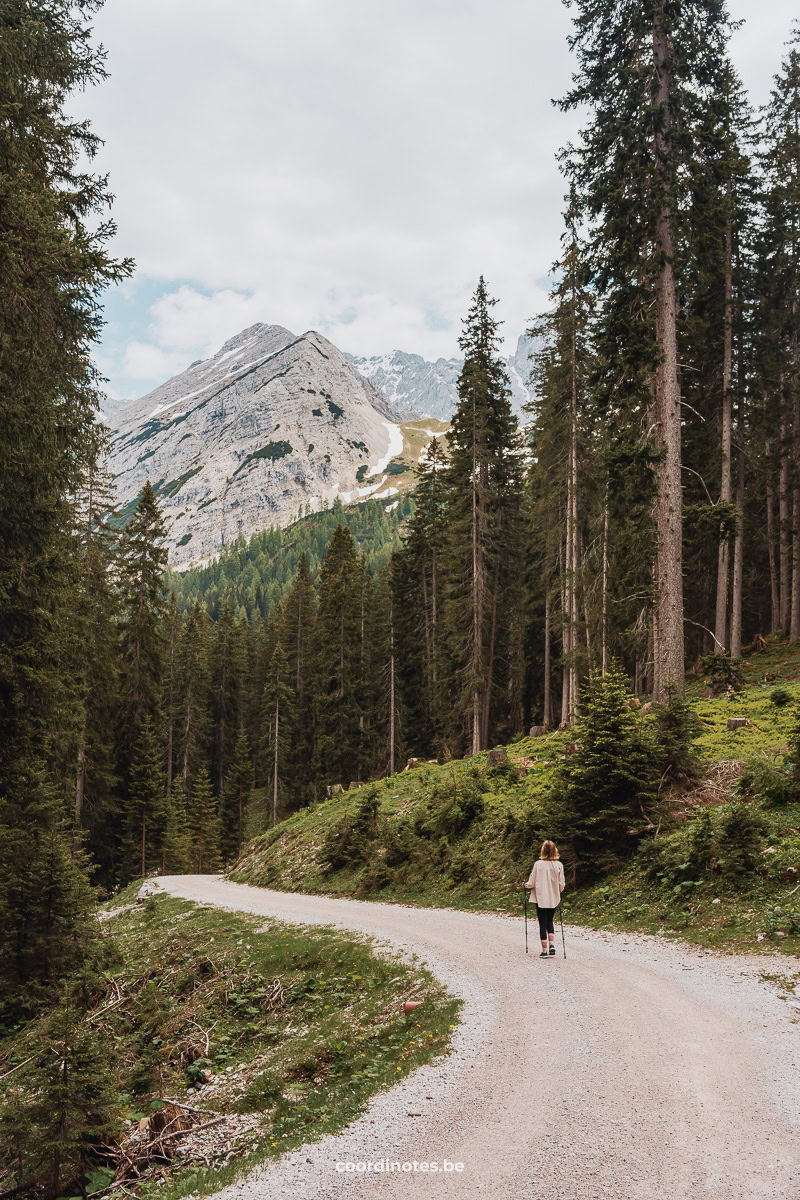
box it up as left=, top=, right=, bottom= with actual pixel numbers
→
left=559, top=900, right=566, bottom=959
left=523, top=887, right=529, bottom=954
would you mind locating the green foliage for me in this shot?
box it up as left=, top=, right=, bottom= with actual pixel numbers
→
left=0, top=994, right=123, bottom=1199
left=738, top=757, right=794, bottom=807
left=700, top=653, right=744, bottom=695
left=769, top=687, right=793, bottom=707
left=550, top=664, right=658, bottom=880
left=190, top=768, right=223, bottom=873
left=0, top=0, right=131, bottom=1016
left=654, top=685, right=704, bottom=781
left=717, top=804, right=768, bottom=883
left=168, top=498, right=409, bottom=622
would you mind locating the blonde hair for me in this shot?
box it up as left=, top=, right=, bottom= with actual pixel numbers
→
left=539, top=840, right=560, bottom=861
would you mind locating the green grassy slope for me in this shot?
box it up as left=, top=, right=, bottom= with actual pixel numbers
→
left=0, top=889, right=458, bottom=1200
left=230, top=639, right=800, bottom=957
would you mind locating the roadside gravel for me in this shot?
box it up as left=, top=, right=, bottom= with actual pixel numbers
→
left=158, top=876, right=800, bottom=1200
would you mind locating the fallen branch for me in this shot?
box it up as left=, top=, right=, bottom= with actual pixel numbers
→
left=0, top=1054, right=36, bottom=1081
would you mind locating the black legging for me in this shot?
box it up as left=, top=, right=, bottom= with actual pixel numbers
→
left=537, top=906, right=556, bottom=941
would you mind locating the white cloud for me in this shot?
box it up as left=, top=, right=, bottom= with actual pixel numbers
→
left=77, top=0, right=799, bottom=397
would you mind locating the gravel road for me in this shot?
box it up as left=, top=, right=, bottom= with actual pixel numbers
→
left=158, top=876, right=800, bottom=1200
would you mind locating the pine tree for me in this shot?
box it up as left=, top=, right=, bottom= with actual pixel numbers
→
left=70, top=434, right=122, bottom=873
left=0, top=0, right=131, bottom=1014
left=261, top=642, right=296, bottom=826
left=760, top=28, right=800, bottom=640
left=221, top=725, right=255, bottom=858
left=552, top=663, right=658, bottom=880
left=281, top=555, right=317, bottom=805
left=395, top=436, right=450, bottom=753
left=559, top=0, right=734, bottom=697
left=371, top=564, right=404, bottom=776
left=443, top=277, right=523, bottom=752
left=529, top=204, right=595, bottom=722
left=210, top=596, right=244, bottom=797
left=313, top=526, right=364, bottom=789
left=118, top=482, right=168, bottom=733
left=175, top=601, right=212, bottom=793
left=190, top=768, right=222, bottom=873
left=0, top=993, right=122, bottom=1199
left=161, top=775, right=193, bottom=873
left=125, top=716, right=165, bottom=879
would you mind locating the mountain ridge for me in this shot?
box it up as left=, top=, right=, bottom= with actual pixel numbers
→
left=108, top=323, right=413, bottom=568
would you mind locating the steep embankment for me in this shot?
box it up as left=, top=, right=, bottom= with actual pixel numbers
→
left=0, top=884, right=458, bottom=1199
left=230, top=640, right=800, bottom=956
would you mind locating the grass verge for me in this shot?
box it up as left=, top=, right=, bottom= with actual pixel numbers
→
left=0, top=888, right=460, bottom=1200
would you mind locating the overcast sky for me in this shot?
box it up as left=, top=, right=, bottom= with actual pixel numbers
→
left=80, top=0, right=798, bottom=401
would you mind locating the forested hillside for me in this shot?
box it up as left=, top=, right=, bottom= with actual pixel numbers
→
left=168, top=495, right=411, bottom=620
left=231, top=640, right=800, bottom=955
left=2, top=2, right=800, bottom=1197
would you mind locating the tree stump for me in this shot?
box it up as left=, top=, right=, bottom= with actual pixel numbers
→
left=484, top=747, right=508, bottom=768
left=528, top=725, right=546, bottom=737
left=727, top=718, right=748, bottom=730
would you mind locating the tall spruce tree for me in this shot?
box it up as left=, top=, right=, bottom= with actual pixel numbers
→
left=282, top=554, right=317, bottom=804
left=761, top=28, right=800, bottom=640
left=444, top=277, right=523, bottom=752
left=125, top=716, right=165, bottom=880
left=118, top=482, right=168, bottom=733
left=189, top=767, right=222, bottom=873
left=261, top=642, right=295, bottom=826
left=0, top=0, right=131, bottom=1014
left=313, top=525, right=364, bottom=789
left=221, top=725, right=255, bottom=858
left=559, top=0, right=734, bottom=697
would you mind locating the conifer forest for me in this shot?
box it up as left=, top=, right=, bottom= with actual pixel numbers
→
left=1, top=2, right=800, bottom=1193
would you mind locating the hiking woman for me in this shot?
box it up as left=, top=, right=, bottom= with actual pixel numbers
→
left=524, top=840, right=565, bottom=958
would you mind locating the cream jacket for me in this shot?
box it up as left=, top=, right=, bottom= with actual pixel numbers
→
left=525, top=858, right=565, bottom=909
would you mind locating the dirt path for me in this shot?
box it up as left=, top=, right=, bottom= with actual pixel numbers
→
left=158, top=876, right=800, bottom=1200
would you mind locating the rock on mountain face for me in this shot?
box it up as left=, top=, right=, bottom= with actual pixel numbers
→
left=108, top=324, right=408, bottom=569
left=348, top=333, right=537, bottom=420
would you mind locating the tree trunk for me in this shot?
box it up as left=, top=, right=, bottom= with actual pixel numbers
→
left=652, top=6, right=685, bottom=698
left=766, top=437, right=780, bottom=630
left=389, top=594, right=396, bottom=776
left=730, top=398, right=745, bottom=658
left=569, top=250, right=580, bottom=714
left=780, top=390, right=791, bottom=633
left=714, top=206, right=733, bottom=652
left=75, top=743, right=86, bottom=827
left=601, top=500, right=609, bottom=674
left=166, top=717, right=173, bottom=797
left=141, top=812, right=146, bottom=879
left=560, top=540, right=569, bottom=725
left=483, top=558, right=500, bottom=748
left=791, top=382, right=800, bottom=641
left=272, top=699, right=279, bottom=828
left=543, top=587, right=551, bottom=728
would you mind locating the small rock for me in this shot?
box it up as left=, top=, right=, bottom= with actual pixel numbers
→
left=712, top=898, right=721, bottom=905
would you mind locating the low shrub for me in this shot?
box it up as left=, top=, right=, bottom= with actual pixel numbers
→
left=700, top=653, right=744, bottom=695
left=717, top=804, right=768, bottom=883
left=738, top=757, right=794, bottom=806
